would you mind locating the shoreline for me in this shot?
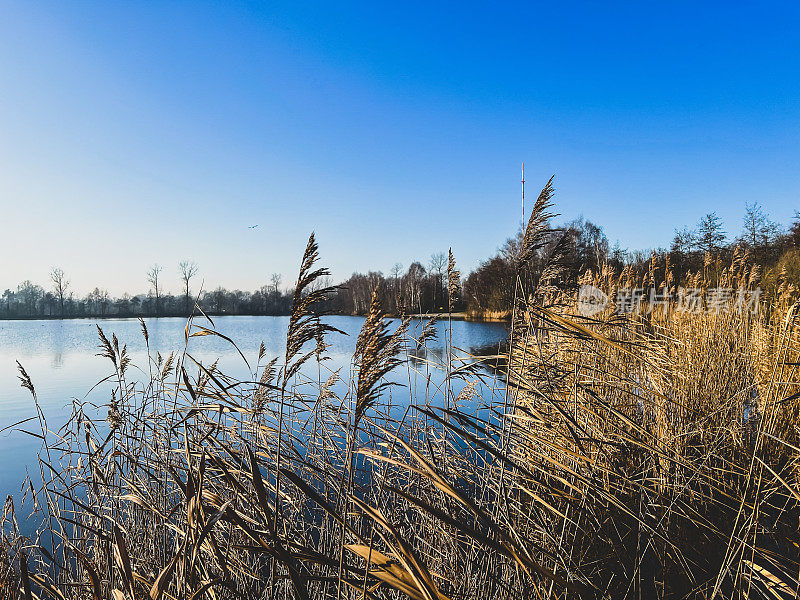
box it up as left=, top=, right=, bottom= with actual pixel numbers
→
left=0, top=311, right=513, bottom=324
left=398, top=311, right=510, bottom=322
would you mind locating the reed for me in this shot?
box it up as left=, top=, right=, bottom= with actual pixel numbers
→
left=2, top=186, right=800, bottom=600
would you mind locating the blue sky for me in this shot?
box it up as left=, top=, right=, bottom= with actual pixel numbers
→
left=1, top=1, right=798, bottom=295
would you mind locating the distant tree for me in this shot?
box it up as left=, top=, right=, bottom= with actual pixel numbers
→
left=390, top=263, right=403, bottom=280
left=18, top=280, right=44, bottom=317
left=2, top=289, right=12, bottom=317
left=405, top=262, right=426, bottom=314
left=696, top=212, right=726, bottom=253
left=463, top=256, right=515, bottom=316
left=429, top=252, right=446, bottom=274
left=671, top=226, right=696, bottom=254
left=270, top=273, right=282, bottom=297
left=790, top=212, right=800, bottom=247
left=85, top=288, right=110, bottom=316
left=389, top=263, right=404, bottom=311
left=740, top=202, right=779, bottom=250
left=179, top=260, right=199, bottom=315
left=610, top=241, right=627, bottom=267
left=147, top=264, right=163, bottom=316
left=429, top=252, right=447, bottom=309
left=211, top=286, right=227, bottom=313
left=500, top=230, right=524, bottom=265
left=162, top=293, right=178, bottom=315
left=99, top=289, right=110, bottom=316
left=66, top=292, right=77, bottom=317
left=87, top=288, right=101, bottom=314
left=233, top=290, right=251, bottom=313
left=50, top=267, right=69, bottom=317
left=261, top=273, right=282, bottom=314
left=350, top=272, right=383, bottom=314
left=43, top=292, right=56, bottom=317
left=115, top=294, right=133, bottom=316
left=565, top=217, right=609, bottom=274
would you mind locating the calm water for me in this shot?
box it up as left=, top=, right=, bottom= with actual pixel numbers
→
left=0, top=315, right=507, bottom=502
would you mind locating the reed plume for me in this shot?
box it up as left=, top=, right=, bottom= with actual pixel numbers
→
left=518, top=175, right=556, bottom=268
left=354, top=288, right=408, bottom=429
left=283, top=233, right=342, bottom=384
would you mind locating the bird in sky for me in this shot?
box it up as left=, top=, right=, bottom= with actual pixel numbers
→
left=248, top=225, right=258, bottom=229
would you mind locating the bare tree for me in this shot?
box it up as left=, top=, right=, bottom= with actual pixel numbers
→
left=179, top=260, right=199, bottom=315
left=390, top=262, right=404, bottom=312
left=390, top=263, right=403, bottom=280
left=671, top=226, right=696, bottom=253
left=429, top=252, right=447, bottom=309
left=741, top=202, right=778, bottom=250
left=50, top=267, right=69, bottom=317
left=270, top=273, right=282, bottom=298
left=88, top=288, right=111, bottom=316
left=147, top=264, right=163, bottom=316
left=405, top=262, right=426, bottom=314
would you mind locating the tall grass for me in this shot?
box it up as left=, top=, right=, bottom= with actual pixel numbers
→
left=2, top=188, right=800, bottom=600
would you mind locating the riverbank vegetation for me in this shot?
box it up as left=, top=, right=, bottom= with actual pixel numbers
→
left=2, top=179, right=800, bottom=599
left=463, top=203, right=800, bottom=320
left=4, top=202, right=796, bottom=322
left=0, top=258, right=462, bottom=321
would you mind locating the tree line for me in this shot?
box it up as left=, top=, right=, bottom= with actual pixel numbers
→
left=1, top=261, right=294, bottom=320
left=0, top=251, right=461, bottom=320
left=463, top=203, right=800, bottom=318
left=2, top=205, right=799, bottom=320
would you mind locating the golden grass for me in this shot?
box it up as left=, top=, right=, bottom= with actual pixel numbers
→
left=2, top=186, right=800, bottom=599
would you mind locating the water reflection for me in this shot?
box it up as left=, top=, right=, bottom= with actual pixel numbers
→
left=50, top=320, right=65, bottom=368
left=0, top=315, right=507, bottom=503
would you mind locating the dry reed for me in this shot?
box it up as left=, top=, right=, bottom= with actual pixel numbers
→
left=2, top=187, right=800, bottom=599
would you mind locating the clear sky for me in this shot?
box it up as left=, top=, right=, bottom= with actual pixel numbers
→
left=1, top=1, right=798, bottom=296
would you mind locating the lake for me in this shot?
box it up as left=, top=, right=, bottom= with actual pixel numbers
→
left=0, top=315, right=508, bottom=506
